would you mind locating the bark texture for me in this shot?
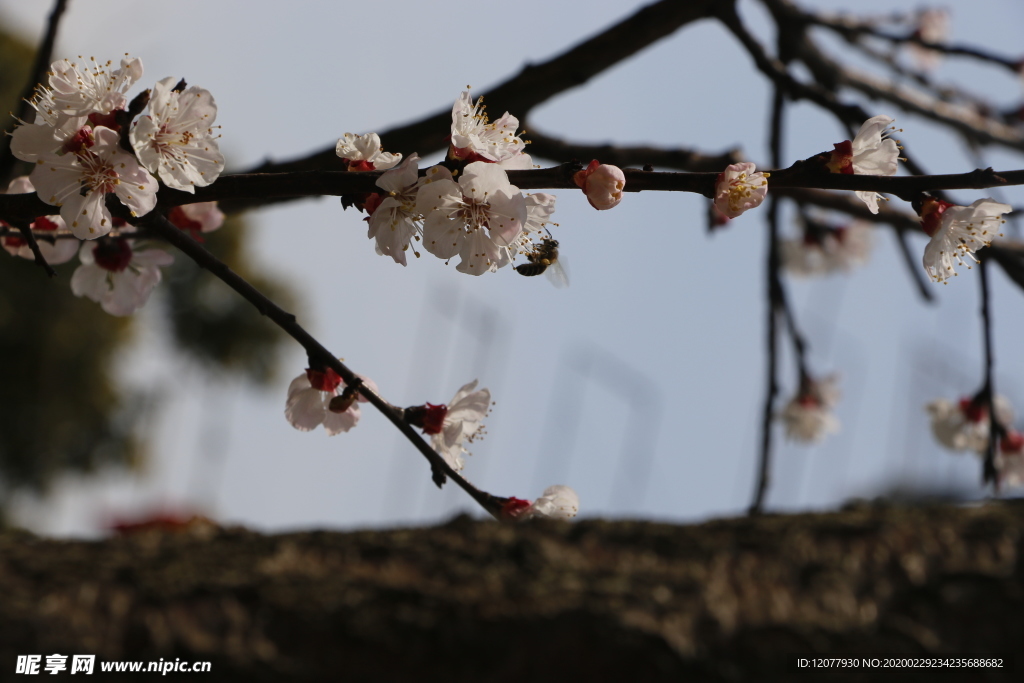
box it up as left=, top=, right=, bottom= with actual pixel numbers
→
left=2, top=501, right=1023, bottom=681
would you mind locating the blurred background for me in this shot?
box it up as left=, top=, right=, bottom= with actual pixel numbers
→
left=1, top=0, right=1023, bottom=537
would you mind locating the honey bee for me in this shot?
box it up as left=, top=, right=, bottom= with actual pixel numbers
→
left=515, top=237, right=568, bottom=287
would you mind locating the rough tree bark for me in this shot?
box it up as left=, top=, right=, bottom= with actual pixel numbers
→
left=1, top=501, right=1022, bottom=681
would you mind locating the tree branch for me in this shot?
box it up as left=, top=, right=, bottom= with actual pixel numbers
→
left=239, top=0, right=721, bottom=180
left=0, top=0, right=69, bottom=186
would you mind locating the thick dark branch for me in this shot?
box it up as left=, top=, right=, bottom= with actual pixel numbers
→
left=766, top=166, right=1023, bottom=200
left=241, top=0, right=718, bottom=180
left=3, top=163, right=1022, bottom=230
left=3, top=165, right=1022, bottom=225
left=0, top=0, right=69, bottom=185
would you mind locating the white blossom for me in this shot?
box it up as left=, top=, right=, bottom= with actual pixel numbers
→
left=130, top=77, right=223, bottom=192
left=828, top=115, right=901, bottom=214
left=366, top=154, right=422, bottom=265
left=425, top=380, right=491, bottom=472
left=167, top=201, right=225, bottom=235
left=416, top=162, right=526, bottom=275
left=526, top=485, right=580, bottom=519
left=907, top=9, right=949, bottom=71
left=714, top=162, right=769, bottom=218
left=45, top=55, right=143, bottom=121
left=335, top=132, right=401, bottom=171
left=284, top=368, right=377, bottom=436
left=779, top=375, right=841, bottom=443
left=28, top=126, right=158, bottom=239
left=996, top=431, right=1024, bottom=489
left=501, top=485, right=580, bottom=521
left=920, top=198, right=1010, bottom=283
left=70, top=238, right=172, bottom=316
left=449, top=91, right=529, bottom=166
left=781, top=221, right=872, bottom=277
left=11, top=56, right=142, bottom=164
left=926, top=395, right=1013, bottom=453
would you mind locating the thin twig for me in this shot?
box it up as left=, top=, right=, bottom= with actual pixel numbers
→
left=891, top=225, right=934, bottom=303
left=133, top=208, right=506, bottom=519
left=6, top=219, right=56, bottom=277
left=979, top=254, right=997, bottom=485
left=750, top=84, right=787, bottom=516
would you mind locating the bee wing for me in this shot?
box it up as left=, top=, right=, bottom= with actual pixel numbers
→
left=545, top=257, right=569, bottom=288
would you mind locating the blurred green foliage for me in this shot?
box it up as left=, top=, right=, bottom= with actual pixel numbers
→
left=0, top=26, right=293, bottom=513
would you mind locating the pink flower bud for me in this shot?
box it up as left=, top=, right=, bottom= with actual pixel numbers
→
left=500, top=498, right=532, bottom=520
left=574, top=160, right=625, bottom=210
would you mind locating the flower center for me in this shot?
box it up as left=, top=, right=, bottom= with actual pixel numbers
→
left=63, top=126, right=96, bottom=155
left=827, top=140, right=854, bottom=174
left=919, top=198, right=954, bottom=237
left=78, top=150, right=120, bottom=195
left=93, top=238, right=133, bottom=272
left=422, top=404, right=449, bottom=435
left=724, top=173, right=765, bottom=213
left=958, top=397, right=987, bottom=423
left=500, top=498, right=532, bottom=519
left=306, top=367, right=342, bottom=393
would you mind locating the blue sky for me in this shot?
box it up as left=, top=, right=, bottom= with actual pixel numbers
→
left=4, top=0, right=1024, bottom=535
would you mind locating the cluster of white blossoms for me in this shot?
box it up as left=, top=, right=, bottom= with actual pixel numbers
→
left=711, top=114, right=1012, bottom=288
left=342, top=92, right=619, bottom=278
left=1, top=172, right=225, bottom=316
left=4, top=56, right=226, bottom=315
left=927, top=395, right=1024, bottom=489
left=12, top=56, right=223, bottom=237
left=779, top=374, right=841, bottom=444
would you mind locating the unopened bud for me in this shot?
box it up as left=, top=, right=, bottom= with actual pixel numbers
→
left=574, top=160, right=625, bottom=210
